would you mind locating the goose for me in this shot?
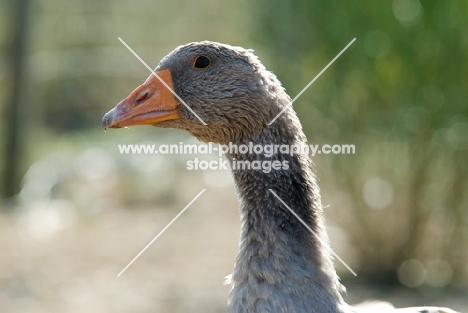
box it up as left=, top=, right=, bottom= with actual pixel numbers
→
left=102, top=41, right=458, bottom=313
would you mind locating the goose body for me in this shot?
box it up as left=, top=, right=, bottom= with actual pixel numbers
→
left=102, top=41, right=458, bottom=313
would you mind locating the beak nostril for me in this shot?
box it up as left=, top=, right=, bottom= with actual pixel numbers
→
left=135, top=91, right=150, bottom=105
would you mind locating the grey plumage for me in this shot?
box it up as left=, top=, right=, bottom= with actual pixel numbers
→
left=103, top=41, right=458, bottom=313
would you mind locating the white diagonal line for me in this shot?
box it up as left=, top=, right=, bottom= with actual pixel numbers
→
left=268, top=38, right=356, bottom=125
left=117, top=189, right=206, bottom=277
left=268, top=189, right=357, bottom=276
left=118, top=37, right=207, bottom=126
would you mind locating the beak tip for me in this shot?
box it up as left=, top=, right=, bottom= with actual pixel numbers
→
left=102, top=111, right=115, bottom=129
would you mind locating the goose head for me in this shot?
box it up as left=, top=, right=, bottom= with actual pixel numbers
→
left=102, top=41, right=289, bottom=144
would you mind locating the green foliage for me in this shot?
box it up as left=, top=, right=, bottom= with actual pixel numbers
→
left=251, top=0, right=468, bottom=285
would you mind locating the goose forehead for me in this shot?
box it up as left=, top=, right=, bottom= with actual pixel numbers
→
left=179, top=41, right=249, bottom=53
left=166, top=41, right=252, bottom=62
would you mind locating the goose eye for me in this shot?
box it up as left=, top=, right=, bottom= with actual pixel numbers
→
left=193, top=56, right=211, bottom=69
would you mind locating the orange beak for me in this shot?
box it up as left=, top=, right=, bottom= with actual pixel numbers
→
left=102, top=69, right=181, bottom=129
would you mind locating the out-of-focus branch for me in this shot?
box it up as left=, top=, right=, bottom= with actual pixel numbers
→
left=2, top=0, right=31, bottom=201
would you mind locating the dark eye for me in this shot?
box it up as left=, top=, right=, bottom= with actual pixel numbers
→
left=193, top=55, right=211, bottom=69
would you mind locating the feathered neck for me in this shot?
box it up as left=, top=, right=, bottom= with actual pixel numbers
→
left=225, top=112, right=347, bottom=313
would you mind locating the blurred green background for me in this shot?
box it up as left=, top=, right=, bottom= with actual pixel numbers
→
left=0, top=0, right=467, bottom=312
